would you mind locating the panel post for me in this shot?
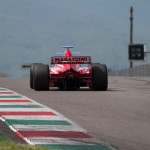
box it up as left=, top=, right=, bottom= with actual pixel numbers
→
left=130, top=6, right=133, bottom=68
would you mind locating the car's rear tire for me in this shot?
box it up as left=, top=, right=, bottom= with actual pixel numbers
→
left=30, top=63, right=42, bottom=89
left=91, top=63, right=108, bottom=91
left=33, top=64, right=49, bottom=91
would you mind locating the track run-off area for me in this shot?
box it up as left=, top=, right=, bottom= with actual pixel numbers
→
left=0, top=77, right=150, bottom=150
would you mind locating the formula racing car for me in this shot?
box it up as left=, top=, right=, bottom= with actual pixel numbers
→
left=30, top=46, right=108, bottom=91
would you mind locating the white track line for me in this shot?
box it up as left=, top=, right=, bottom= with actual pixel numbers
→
left=1, top=115, right=67, bottom=121
left=28, top=137, right=100, bottom=145
left=0, top=103, right=39, bottom=105
left=13, top=125, right=85, bottom=132
left=0, top=108, right=51, bottom=111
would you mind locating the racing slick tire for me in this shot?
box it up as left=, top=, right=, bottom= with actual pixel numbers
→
left=91, top=63, right=108, bottom=91
left=33, top=64, right=49, bottom=91
left=30, top=63, right=42, bottom=89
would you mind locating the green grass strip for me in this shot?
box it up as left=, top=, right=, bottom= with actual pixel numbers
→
left=0, top=95, right=23, bottom=98
left=40, top=144, right=113, bottom=150
left=0, top=105, right=43, bottom=108
left=6, top=119, right=71, bottom=125
left=0, top=131, right=11, bottom=142
left=0, top=142, right=52, bottom=150
left=1, top=132, right=52, bottom=150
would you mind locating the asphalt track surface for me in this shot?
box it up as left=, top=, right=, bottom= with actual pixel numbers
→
left=0, top=77, right=150, bottom=150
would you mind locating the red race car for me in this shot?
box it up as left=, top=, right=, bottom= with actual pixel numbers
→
left=30, top=46, right=108, bottom=91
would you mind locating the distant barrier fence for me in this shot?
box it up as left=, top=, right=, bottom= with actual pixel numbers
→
left=108, top=64, right=150, bottom=77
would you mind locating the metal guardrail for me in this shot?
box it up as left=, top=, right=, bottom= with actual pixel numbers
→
left=108, top=64, right=150, bottom=77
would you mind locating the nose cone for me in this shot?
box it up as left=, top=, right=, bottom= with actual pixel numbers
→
left=65, top=50, right=72, bottom=57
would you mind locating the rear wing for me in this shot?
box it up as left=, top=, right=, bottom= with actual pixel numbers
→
left=51, top=56, right=91, bottom=64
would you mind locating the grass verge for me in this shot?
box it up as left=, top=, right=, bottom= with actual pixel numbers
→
left=0, top=131, right=52, bottom=150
